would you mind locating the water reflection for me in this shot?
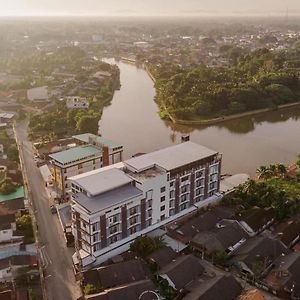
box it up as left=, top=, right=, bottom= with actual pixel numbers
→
left=100, top=58, right=300, bottom=175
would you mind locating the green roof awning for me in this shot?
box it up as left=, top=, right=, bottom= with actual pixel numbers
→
left=0, top=186, right=25, bottom=202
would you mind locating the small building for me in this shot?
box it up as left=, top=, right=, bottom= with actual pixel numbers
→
left=158, top=255, right=205, bottom=291
left=231, top=236, right=290, bottom=276
left=264, top=251, right=300, bottom=299
left=66, top=96, right=89, bottom=109
left=0, top=251, right=37, bottom=283
left=237, top=207, right=275, bottom=236
left=191, top=219, right=248, bottom=255
left=220, top=174, right=250, bottom=194
left=272, top=218, right=300, bottom=248
left=146, top=246, right=177, bottom=270
left=82, top=259, right=151, bottom=296
left=183, top=275, right=243, bottom=300
left=49, top=135, right=123, bottom=201
left=27, top=86, right=50, bottom=102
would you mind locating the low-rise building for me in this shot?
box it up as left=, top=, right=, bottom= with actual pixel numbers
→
left=27, top=86, right=50, bottom=102
left=49, top=134, right=123, bottom=201
left=66, top=96, right=89, bottom=109
left=70, top=141, right=222, bottom=268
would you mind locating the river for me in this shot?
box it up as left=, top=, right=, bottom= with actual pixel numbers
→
left=99, top=58, right=300, bottom=176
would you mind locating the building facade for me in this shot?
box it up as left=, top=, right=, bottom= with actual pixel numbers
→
left=70, top=141, right=222, bottom=268
left=50, top=134, right=123, bottom=202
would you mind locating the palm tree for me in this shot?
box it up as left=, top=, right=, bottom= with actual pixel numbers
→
left=256, top=166, right=270, bottom=179
left=269, top=164, right=277, bottom=177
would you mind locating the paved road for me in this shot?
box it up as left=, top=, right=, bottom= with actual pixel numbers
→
left=15, top=120, right=81, bottom=300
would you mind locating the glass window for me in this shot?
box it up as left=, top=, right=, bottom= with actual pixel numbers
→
left=160, top=187, right=166, bottom=193
left=160, top=205, right=165, bottom=212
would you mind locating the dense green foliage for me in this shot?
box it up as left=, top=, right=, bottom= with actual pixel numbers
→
left=29, top=107, right=101, bottom=139
left=129, top=236, right=166, bottom=258
left=7, top=144, right=19, bottom=162
left=152, top=48, right=300, bottom=120
left=0, top=178, right=17, bottom=195
left=225, top=158, right=300, bottom=221
left=17, top=215, right=34, bottom=244
left=84, top=284, right=98, bottom=296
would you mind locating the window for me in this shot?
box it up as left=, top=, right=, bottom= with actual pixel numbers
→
left=180, top=202, right=188, bottom=211
left=129, top=216, right=139, bottom=226
left=210, top=165, right=219, bottom=174
left=129, top=206, right=138, bottom=216
left=93, top=232, right=100, bottom=243
left=196, top=179, right=204, bottom=187
left=109, top=225, right=118, bottom=235
left=93, top=243, right=101, bottom=252
left=109, top=235, right=119, bottom=244
left=147, top=199, right=152, bottom=209
left=170, top=181, right=175, bottom=187
left=146, top=190, right=153, bottom=200
left=147, top=209, right=152, bottom=219
left=129, top=225, right=139, bottom=235
left=92, top=222, right=100, bottom=232
left=160, top=196, right=165, bottom=202
left=181, top=185, right=189, bottom=194
left=161, top=215, right=165, bottom=221
left=169, top=209, right=175, bottom=216
left=196, top=170, right=204, bottom=178
left=160, top=205, right=165, bottom=212
left=109, top=214, right=119, bottom=224
left=160, top=187, right=166, bottom=193
left=146, top=219, right=152, bottom=227
left=196, top=188, right=204, bottom=196
left=209, top=182, right=217, bottom=190
left=170, top=190, right=175, bottom=198
left=181, top=175, right=189, bottom=182
left=169, top=199, right=175, bottom=208
left=180, top=194, right=188, bottom=202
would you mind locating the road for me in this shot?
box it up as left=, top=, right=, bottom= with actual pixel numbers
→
left=15, top=120, right=81, bottom=300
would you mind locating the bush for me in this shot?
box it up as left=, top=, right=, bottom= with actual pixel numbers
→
left=84, top=284, right=97, bottom=295
left=0, top=178, right=17, bottom=195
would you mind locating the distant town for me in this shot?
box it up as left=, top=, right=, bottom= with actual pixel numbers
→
left=0, top=16, right=299, bottom=300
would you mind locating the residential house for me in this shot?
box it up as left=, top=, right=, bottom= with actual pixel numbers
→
left=0, top=252, right=38, bottom=283
left=183, top=275, right=243, bottom=300
left=66, top=96, right=89, bottom=109
left=237, top=207, right=276, bottom=236
left=82, top=259, right=150, bottom=288
left=146, top=246, right=177, bottom=270
left=85, top=279, right=156, bottom=300
left=264, top=251, right=300, bottom=300
left=158, top=255, right=205, bottom=291
left=71, top=141, right=222, bottom=268
left=273, top=218, right=300, bottom=248
left=191, top=219, right=248, bottom=255
left=172, top=206, right=234, bottom=243
left=231, top=236, right=290, bottom=276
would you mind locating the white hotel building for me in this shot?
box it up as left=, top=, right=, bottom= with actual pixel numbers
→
left=70, top=141, right=222, bottom=268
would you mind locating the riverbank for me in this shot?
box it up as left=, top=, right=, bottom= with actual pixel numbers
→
left=170, top=101, right=300, bottom=126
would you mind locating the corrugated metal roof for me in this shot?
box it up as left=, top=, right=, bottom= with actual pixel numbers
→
left=49, top=145, right=102, bottom=165
left=0, top=186, right=25, bottom=202
left=73, top=133, right=122, bottom=149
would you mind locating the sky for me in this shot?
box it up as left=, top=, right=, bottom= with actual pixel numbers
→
left=0, top=0, right=299, bottom=17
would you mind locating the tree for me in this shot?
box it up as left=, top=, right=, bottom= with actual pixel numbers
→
left=76, top=112, right=100, bottom=134
left=7, top=144, right=19, bottom=162
left=0, top=178, right=17, bottom=195
left=211, top=250, right=228, bottom=266
left=256, top=166, right=271, bottom=180
left=84, top=284, right=97, bottom=295
left=129, top=236, right=166, bottom=258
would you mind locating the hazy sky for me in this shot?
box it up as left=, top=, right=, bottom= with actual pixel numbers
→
left=0, top=0, right=299, bottom=16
